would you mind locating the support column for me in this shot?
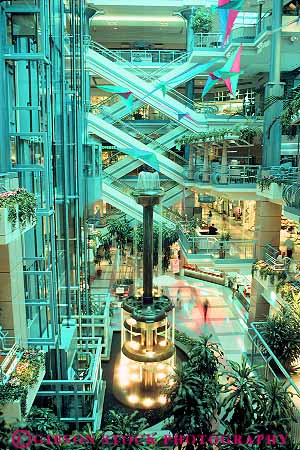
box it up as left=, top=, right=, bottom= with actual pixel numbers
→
left=0, top=237, right=27, bottom=345
left=248, top=278, right=270, bottom=323
left=203, top=147, right=210, bottom=182
left=254, top=200, right=282, bottom=259
left=262, top=0, right=284, bottom=167
left=180, top=7, right=196, bottom=161
left=143, top=205, right=153, bottom=302
left=220, top=142, right=228, bottom=184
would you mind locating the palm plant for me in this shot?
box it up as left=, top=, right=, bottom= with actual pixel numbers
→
left=260, top=305, right=300, bottom=370
left=164, top=364, right=219, bottom=436
left=103, top=410, right=149, bottom=450
left=188, top=334, right=224, bottom=377
left=219, top=357, right=266, bottom=434
left=257, top=379, right=297, bottom=438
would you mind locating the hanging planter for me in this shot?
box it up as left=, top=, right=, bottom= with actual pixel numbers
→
left=0, top=189, right=37, bottom=244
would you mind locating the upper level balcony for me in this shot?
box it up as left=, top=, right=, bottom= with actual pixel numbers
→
left=178, top=227, right=256, bottom=266
left=257, top=166, right=300, bottom=212
left=185, top=163, right=260, bottom=191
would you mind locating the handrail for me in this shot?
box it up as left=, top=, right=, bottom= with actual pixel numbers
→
left=89, top=41, right=210, bottom=115
left=91, top=108, right=188, bottom=166
left=103, top=173, right=176, bottom=226
left=105, top=49, right=186, bottom=65
left=250, top=322, right=300, bottom=396
left=113, top=117, right=188, bottom=165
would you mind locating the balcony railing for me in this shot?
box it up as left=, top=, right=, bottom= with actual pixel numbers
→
left=179, top=229, right=256, bottom=261
left=194, top=13, right=272, bottom=50
left=194, top=33, right=223, bottom=48
left=104, top=49, right=186, bottom=65
left=248, top=322, right=300, bottom=443
left=185, top=164, right=260, bottom=185
left=38, top=336, right=104, bottom=431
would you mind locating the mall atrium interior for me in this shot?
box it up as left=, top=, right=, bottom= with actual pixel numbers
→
left=1, top=0, right=300, bottom=447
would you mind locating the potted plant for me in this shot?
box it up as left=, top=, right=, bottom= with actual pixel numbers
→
left=0, top=188, right=36, bottom=242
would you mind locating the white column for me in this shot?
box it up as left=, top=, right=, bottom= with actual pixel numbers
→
left=220, top=142, right=228, bottom=184
left=202, top=146, right=209, bottom=182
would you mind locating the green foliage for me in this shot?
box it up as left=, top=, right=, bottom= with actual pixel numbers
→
left=164, top=363, right=219, bottom=435
left=260, top=305, right=300, bottom=369
left=133, top=223, right=178, bottom=271
left=107, top=217, right=133, bottom=250
left=23, top=407, right=67, bottom=434
left=174, top=329, right=198, bottom=349
left=103, top=410, right=149, bottom=450
left=219, top=357, right=266, bottom=434
left=252, top=260, right=287, bottom=285
left=0, top=412, right=13, bottom=450
left=164, top=335, right=223, bottom=437
left=175, top=126, right=262, bottom=148
left=239, top=126, right=263, bottom=143
left=0, top=189, right=37, bottom=229
left=257, top=175, right=284, bottom=191
left=257, top=379, right=297, bottom=437
left=281, top=91, right=300, bottom=138
left=0, top=348, right=45, bottom=415
left=192, top=7, right=213, bottom=33
left=219, top=231, right=231, bottom=241
left=188, top=334, right=224, bottom=377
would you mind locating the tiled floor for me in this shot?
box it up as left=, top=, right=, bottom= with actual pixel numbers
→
left=166, top=275, right=249, bottom=364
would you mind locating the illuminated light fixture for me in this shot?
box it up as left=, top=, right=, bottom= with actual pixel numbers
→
left=129, top=341, right=140, bottom=350
left=143, top=398, right=154, bottom=407
left=157, top=363, right=165, bottom=370
left=146, top=351, right=155, bottom=357
left=159, top=340, right=167, bottom=347
left=130, top=373, right=140, bottom=382
left=128, top=395, right=139, bottom=404
left=157, top=372, right=166, bottom=380
left=127, top=318, right=137, bottom=326
left=119, top=379, right=129, bottom=387
left=158, top=395, right=167, bottom=405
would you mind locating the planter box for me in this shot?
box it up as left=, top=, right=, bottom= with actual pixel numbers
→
left=257, top=183, right=283, bottom=202
left=254, top=272, right=280, bottom=290
left=0, top=366, right=45, bottom=423
left=0, top=207, right=35, bottom=245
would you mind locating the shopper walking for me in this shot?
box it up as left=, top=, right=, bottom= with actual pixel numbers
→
left=232, top=277, right=238, bottom=299
left=203, top=298, right=209, bottom=323
left=284, top=237, right=295, bottom=259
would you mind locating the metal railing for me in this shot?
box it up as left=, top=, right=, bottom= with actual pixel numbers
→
left=264, top=243, right=286, bottom=269
left=194, top=33, right=223, bottom=48
left=260, top=166, right=299, bottom=181
left=105, top=49, right=186, bottom=65
left=179, top=228, right=256, bottom=260
left=194, top=13, right=272, bottom=50
left=38, top=336, right=103, bottom=430
left=89, top=41, right=208, bottom=117
left=249, top=322, right=300, bottom=443
left=185, top=164, right=260, bottom=184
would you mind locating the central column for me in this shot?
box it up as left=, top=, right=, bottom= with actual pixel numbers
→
left=143, top=202, right=154, bottom=303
